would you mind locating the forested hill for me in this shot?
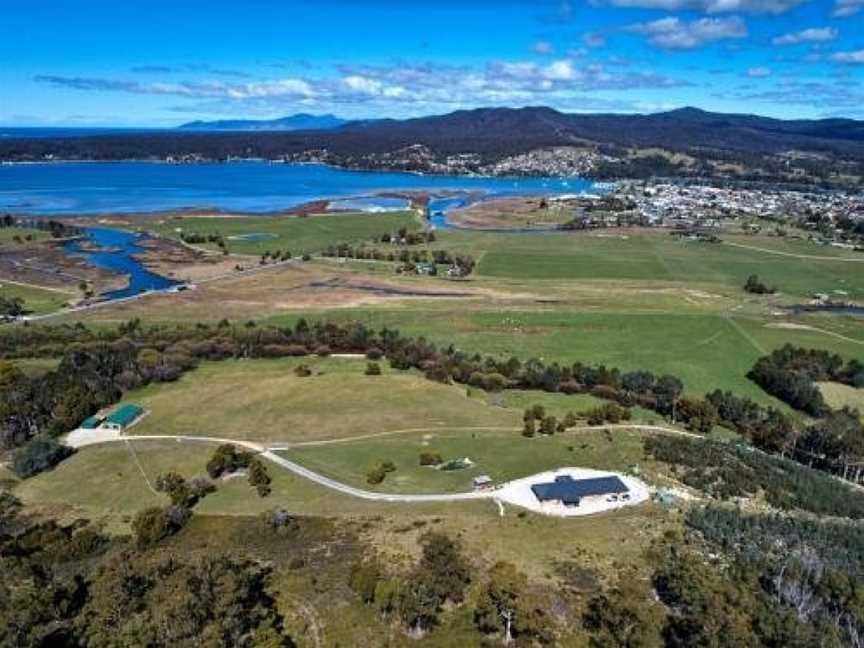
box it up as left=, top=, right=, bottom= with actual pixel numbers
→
left=2, top=107, right=863, bottom=184
left=337, top=106, right=864, bottom=156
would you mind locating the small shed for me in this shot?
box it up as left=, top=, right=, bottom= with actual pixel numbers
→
left=473, top=475, right=494, bottom=491
left=80, top=415, right=104, bottom=430
left=103, top=404, right=144, bottom=431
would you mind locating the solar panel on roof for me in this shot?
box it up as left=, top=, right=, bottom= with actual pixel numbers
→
left=531, top=475, right=628, bottom=503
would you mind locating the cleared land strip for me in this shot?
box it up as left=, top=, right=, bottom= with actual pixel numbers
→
left=725, top=241, right=864, bottom=262
left=65, top=424, right=695, bottom=503
left=269, top=423, right=697, bottom=450
left=0, top=278, right=76, bottom=294
left=765, top=322, right=864, bottom=346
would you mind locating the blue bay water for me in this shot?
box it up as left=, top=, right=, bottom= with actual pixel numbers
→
left=0, top=161, right=600, bottom=301
left=0, top=161, right=597, bottom=215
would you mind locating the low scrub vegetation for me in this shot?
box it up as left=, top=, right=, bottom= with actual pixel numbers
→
left=644, top=435, right=864, bottom=518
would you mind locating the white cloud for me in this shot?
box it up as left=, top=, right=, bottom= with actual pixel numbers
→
left=599, top=0, right=803, bottom=14
left=771, top=27, right=837, bottom=45
left=532, top=41, right=554, bottom=54
left=627, top=16, right=747, bottom=49
left=35, top=58, right=694, bottom=117
left=832, top=0, right=864, bottom=16
left=747, top=66, right=772, bottom=77
left=342, top=75, right=383, bottom=95
left=831, top=49, right=864, bottom=64
left=544, top=60, right=577, bottom=80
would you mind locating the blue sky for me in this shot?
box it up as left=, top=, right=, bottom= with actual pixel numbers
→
left=1, top=0, right=862, bottom=126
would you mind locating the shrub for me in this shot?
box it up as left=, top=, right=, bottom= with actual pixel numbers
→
left=206, top=444, right=252, bottom=478
left=367, top=466, right=387, bottom=485
left=293, top=364, right=312, bottom=377
left=132, top=505, right=189, bottom=548
left=744, top=274, right=776, bottom=295
left=365, top=362, right=382, bottom=376
left=154, top=472, right=194, bottom=507
left=349, top=561, right=382, bottom=604
left=367, top=460, right=396, bottom=484
left=419, top=452, right=443, bottom=466
left=264, top=507, right=296, bottom=533
left=583, top=403, right=631, bottom=426
left=247, top=458, right=271, bottom=497
left=12, top=437, right=74, bottom=478
left=366, top=347, right=384, bottom=360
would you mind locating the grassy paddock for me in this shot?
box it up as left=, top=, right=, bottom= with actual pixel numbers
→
left=0, top=281, right=73, bottom=315
left=430, top=229, right=864, bottom=299
left=0, top=227, right=51, bottom=244
left=818, top=382, right=864, bottom=413
left=14, top=438, right=508, bottom=521
left=283, top=427, right=656, bottom=494
left=147, top=210, right=421, bottom=255
left=127, top=357, right=519, bottom=443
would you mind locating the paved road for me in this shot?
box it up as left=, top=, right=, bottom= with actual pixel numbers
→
left=65, top=424, right=692, bottom=503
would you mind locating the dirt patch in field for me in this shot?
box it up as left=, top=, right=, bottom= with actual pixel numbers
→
left=0, top=240, right=125, bottom=293
left=448, top=197, right=574, bottom=230
left=69, top=264, right=492, bottom=321
left=133, top=237, right=244, bottom=283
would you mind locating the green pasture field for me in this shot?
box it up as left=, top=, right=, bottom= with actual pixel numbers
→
left=126, top=357, right=520, bottom=443
left=0, top=281, right=73, bottom=315
left=0, top=227, right=50, bottom=245
left=267, top=309, right=862, bottom=408
left=13, top=439, right=498, bottom=522
left=282, top=427, right=659, bottom=495
left=146, top=210, right=421, bottom=255
left=427, top=230, right=864, bottom=300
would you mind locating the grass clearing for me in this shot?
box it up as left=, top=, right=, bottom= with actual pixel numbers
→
left=430, top=229, right=864, bottom=299
left=147, top=210, right=421, bottom=255
left=0, top=281, right=73, bottom=315
left=283, top=427, right=655, bottom=494
left=9, top=356, right=61, bottom=376
left=127, top=357, right=519, bottom=443
left=14, top=438, right=507, bottom=521
left=0, top=227, right=51, bottom=245
left=818, top=382, right=864, bottom=413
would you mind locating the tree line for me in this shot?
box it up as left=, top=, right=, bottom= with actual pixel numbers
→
left=0, top=319, right=859, bottom=483
left=749, top=343, right=863, bottom=416
left=0, top=214, right=83, bottom=239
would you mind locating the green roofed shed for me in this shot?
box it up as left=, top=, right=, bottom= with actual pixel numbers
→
left=104, top=404, right=144, bottom=430
left=80, top=415, right=103, bottom=430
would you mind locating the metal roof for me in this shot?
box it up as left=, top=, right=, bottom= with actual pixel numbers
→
left=531, top=475, right=628, bottom=504
left=80, top=415, right=103, bottom=429
left=106, top=404, right=143, bottom=427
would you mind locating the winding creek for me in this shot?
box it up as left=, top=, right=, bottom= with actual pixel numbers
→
left=64, top=227, right=180, bottom=299
left=1, top=161, right=603, bottom=300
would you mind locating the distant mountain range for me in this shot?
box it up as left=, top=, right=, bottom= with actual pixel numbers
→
left=178, top=113, right=348, bottom=131
left=2, top=106, right=862, bottom=186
